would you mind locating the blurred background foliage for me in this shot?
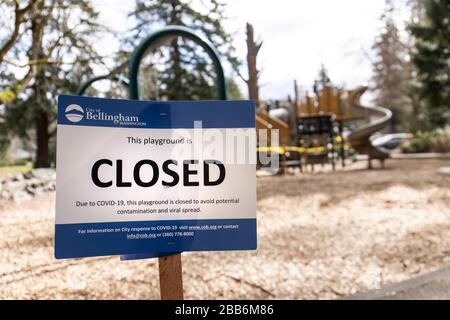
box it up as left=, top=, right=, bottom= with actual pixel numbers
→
left=0, top=0, right=449, bottom=168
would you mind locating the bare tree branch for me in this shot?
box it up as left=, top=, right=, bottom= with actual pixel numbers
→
left=3, top=57, right=106, bottom=68
left=0, top=0, right=37, bottom=63
left=245, top=23, right=262, bottom=105
left=237, top=70, right=249, bottom=84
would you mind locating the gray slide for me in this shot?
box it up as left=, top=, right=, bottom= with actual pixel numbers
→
left=347, top=86, right=393, bottom=168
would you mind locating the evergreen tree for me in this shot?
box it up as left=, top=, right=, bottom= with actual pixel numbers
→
left=226, top=77, right=243, bottom=100
left=124, top=0, right=239, bottom=100
left=403, top=0, right=428, bottom=132
left=409, top=0, right=450, bottom=129
left=313, top=63, right=332, bottom=96
left=371, top=2, right=411, bottom=132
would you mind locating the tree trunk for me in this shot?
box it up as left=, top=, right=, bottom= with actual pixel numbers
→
left=170, top=38, right=183, bottom=99
left=411, top=96, right=422, bottom=133
left=168, top=0, right=183, bottom=100
left=34, top=107, right=50, bottom=168
left=33, top=45, right=50, bottom=168
left=31, top=0, right=51, bottom=168
left=290, top=79, right=299, bottom=142
left=246, top=23, right=262, bottom=107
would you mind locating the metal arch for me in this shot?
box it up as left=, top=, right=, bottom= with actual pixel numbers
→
left=76, top=74, right=130, bottom=96
left=128, top=25, right=227, bottom=100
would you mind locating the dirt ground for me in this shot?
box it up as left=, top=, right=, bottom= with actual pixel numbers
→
left=1, top=159, right=449, bottom=299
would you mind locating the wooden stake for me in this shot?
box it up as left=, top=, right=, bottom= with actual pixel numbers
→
left=158, top=253, right=184, bottom=300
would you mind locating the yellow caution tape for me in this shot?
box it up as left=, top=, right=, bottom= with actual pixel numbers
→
left=257, top=143, right=345, bottom=155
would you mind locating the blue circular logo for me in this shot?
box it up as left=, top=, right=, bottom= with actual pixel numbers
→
left=65, top=104, right=84, bottom=123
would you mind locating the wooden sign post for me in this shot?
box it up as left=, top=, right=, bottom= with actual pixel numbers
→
left=158, top=253, right=184, bottom=300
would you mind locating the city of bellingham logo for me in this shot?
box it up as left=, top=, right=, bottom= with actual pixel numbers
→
left=63, top=102, right=145, bottom=126
left=65, top=104, right=84, bottom=123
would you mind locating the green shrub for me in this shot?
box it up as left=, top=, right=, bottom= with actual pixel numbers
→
left=403, top=127, right=450, bottom=153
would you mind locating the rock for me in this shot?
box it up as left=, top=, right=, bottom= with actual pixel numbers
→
left=26, top=178, right=44, bottom=188
left=23, top=171, right=33, bottom=179
left=45, top=181, right=56, bottom=191
left=0, top=168, right=56, bottom=203
left=13, top=191, right=32, bottom=204
left=13, top=173, right=24, bottom=181
left=31, top=168, right=56, bottom=181
left=7, top=180, right=27, bottom=192
left=437, top=166, right=450, bottom=176
left=1, top=190, right=10, bottom=200
left=32, top=187, right=46, bottom=197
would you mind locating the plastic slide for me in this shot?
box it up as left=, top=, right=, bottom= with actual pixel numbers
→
left=347, top=86, right=393, bottom=167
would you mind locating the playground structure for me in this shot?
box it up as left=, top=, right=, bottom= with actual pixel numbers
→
left=346, top=86, right=393, bottom=168
left=257, top=85, right=393, bottom=171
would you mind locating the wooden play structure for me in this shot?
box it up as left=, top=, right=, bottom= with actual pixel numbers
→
left=256, top=110, right=290, bottom=147
left=257, top=85, right=392, bottom=172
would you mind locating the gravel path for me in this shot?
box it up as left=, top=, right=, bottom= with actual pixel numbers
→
left=1, top=159, right=449, bottom=299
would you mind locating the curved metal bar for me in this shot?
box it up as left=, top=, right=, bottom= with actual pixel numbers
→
left=76, top=74, right=130, bottom=96
left=128, top=25, right=227, bottom=100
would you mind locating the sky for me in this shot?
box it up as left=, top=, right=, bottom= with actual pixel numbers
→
left=92, top=0, right=412, bottom=100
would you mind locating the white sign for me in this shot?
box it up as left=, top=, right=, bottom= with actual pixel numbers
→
left=55, top=95, right=256, bottom=259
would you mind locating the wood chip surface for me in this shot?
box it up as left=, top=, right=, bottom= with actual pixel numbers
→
left=1, top=159, right=449, bottom=299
